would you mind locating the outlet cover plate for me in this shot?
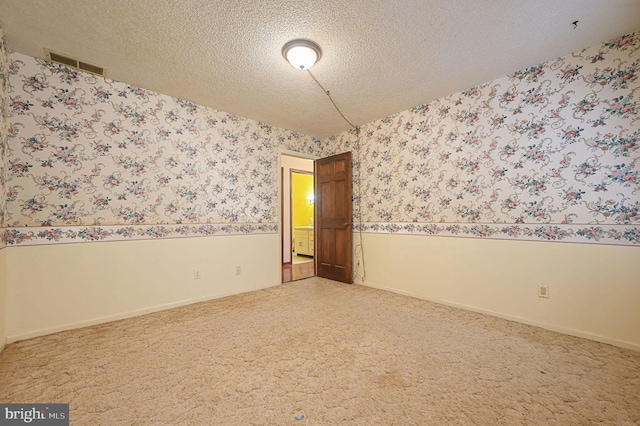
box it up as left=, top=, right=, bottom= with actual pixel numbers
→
left=538, top=284, right=550, bottom=298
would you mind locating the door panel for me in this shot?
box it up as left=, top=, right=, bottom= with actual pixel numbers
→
left=321, top=182, right=332, bottom=218
left=320, top=228, right=333, bottom=266
left=334, top=229, right=347, bottom=267
left=315, top=152, right=353, bottom=284
left=336, top=180, right=347, bottom=217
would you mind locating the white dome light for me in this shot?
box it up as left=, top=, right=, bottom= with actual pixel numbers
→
left=282, top=39, right=322, bottom=70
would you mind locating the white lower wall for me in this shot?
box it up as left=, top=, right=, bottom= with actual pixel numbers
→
left=0, top=248, right=6, bottom=351
left=6, top=231, right=639, bottom=351
left=357, top=233, right=640, bottom=351
left=6, top=234, right=280, bottom=342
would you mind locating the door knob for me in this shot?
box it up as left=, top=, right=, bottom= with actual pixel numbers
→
left=344, top=222, right=351, bottom=227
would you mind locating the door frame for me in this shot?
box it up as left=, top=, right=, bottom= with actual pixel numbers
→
left=277, top=149, right=318, bottom=283
left=290, top=168, right=315, bottom=260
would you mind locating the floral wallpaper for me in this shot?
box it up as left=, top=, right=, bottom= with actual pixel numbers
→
left=324, top=32, right=640, bottom=246
left=4, top=32, right=640, bottom=247
left=6, top=52, right=320, bottom=245
left=0, top=28, right=10, bottom=250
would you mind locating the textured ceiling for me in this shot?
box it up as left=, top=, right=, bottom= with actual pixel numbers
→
left=1, top=0, right=639, bottom=138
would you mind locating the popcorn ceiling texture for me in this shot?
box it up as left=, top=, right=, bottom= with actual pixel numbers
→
left=2, top=1, right=639, bottom=138
left=0, top=278, right=639, bottom=424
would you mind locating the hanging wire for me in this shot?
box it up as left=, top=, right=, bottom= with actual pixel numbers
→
left=353, top=126, right=367, bottom=283
left=307, top=70, right=357, bottom=128
left=307, top=69, right=367, bottom=282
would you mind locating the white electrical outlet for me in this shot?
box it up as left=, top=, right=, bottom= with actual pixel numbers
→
left=538, top=284, right=549, bottom=298
left=194, top=270, right=201, bottom=280
left=235, top=265, right=241, bottom=275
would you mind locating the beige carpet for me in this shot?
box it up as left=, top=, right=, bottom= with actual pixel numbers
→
left=1, top=278, right=639, bottom=425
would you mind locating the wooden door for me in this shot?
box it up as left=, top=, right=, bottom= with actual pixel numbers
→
left=314, top=152, right=353, bottom=284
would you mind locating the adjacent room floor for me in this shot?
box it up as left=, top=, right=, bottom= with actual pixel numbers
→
left=1, top=278, right=639, bottom=425
left=282, top=254, right=314, bottom=282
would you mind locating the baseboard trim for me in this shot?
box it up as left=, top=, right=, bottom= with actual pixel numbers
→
left=359, top=281, right=640, bottom=353
left=6, top=282, right=280, bottom=344
left=0, top=336, right=6, bottom=354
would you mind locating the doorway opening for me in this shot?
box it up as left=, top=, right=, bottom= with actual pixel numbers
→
left=281, top=153, right=315, bottom=282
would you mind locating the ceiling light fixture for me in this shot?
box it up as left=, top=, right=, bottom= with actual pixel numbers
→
left=282, top=39, right=322, bottom=70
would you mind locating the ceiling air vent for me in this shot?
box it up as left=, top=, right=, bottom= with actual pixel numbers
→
left=44, top=49, right=107, bottom=77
